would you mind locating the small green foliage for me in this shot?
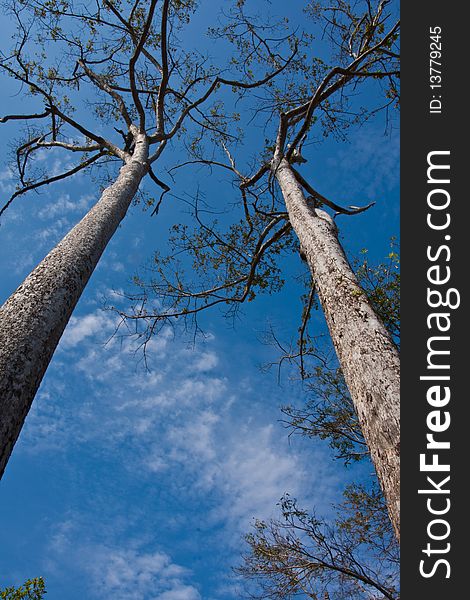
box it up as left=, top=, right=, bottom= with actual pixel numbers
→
left=337, top=483, right=393, bottom=550
left=0, top=578, right=46, bottom=600
left=355, top=238, right=400, bottom=346
left=134, top=193, right=295, bottom=328
left=282, top=365, right=365, bottom=465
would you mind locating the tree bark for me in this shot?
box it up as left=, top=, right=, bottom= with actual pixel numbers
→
left=0, top=136, right=149, bottom=479
left=274, top=158, right=400, bottom=541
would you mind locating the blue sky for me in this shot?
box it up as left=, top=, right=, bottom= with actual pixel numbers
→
left=0, top=2, right=399, bottom=598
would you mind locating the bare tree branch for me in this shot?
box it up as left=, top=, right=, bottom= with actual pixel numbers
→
left=36, top=140, right=102, bottom=152
left=284, top=20, right=399, bottom=160
left=128, top=0, right=160, bottom=130
left=78, top=59, right=133, bottom=130
left=290, top=166, right=375, bottom=216
left=0, top=109, right=51, bottom=123
left=147, top=166, right=170, bottom=216
left=155, top=0, right=170, bottom=136
left=0, top=151, right=104, bottom=218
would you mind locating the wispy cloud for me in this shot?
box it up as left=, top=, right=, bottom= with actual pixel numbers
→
left=48, top=521, right=201, bottom=600
left=61, top=311, right=118, bottom=348
left=0, top=166, right=15, bottom=194
left=17, top=308, right=340, bottom=599
left=326, top=128, right=400, bottom=202
left=25, top=310, right=334, bottom=518
left=37, top=192, right=95, bottom=220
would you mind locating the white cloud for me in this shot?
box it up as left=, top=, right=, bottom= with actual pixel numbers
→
left=31, top=310, right=322, bottom=520
left=9, top=305, right=347, bottom=600
left=35, top=216, right=71, bottom=243
left=0, top=166, right=15, bottom=194
left=48, top=522, right=200, bottom=600
left=189, top=350, right=219, bottom=372
left=166, top=409, right=220, bottom=464
left=86, top=547, right=196, bottom=600
left=157, top=585, right=201, bottom=600
left=326, top=128, right=399, bottom=201
left=30, top=310, right=334, bottom=519
left=163, top=413, right=321, bottom=533
left=37, top=193, right=95, bottom=220
left=219, top=425, right=307, bottom=521
left=61, top=311, right=118, bottom=348
left=22, top=306, right=339, bottom=595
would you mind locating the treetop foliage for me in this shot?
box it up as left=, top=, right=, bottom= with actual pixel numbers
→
left=0, top=578, right=46, bottom=600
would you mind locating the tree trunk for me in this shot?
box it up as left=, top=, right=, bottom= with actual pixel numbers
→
left=0, top=136, right=149, bottom=479
left=274, top=158, right=400, bottom=541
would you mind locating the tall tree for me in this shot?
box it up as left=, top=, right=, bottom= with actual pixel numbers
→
left=117, top=0, right=400, bottom=538
left=281, top=243, right=400, bottom=463
left=237, top=248, right=400, bottom=600
left=0, top=0, right=294, bottom=478
left=242, top=0, right=400, bottom=540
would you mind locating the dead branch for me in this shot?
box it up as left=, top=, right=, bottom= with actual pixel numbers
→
left=290, top=166, right=375, bottom=216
